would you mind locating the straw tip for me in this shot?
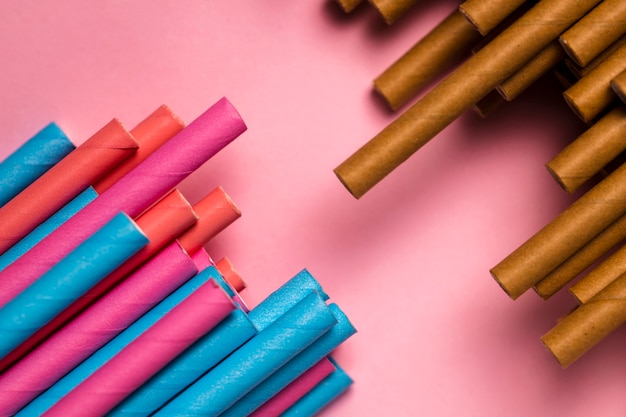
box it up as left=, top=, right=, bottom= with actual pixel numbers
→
left=215, top=257, right=246, bottom=292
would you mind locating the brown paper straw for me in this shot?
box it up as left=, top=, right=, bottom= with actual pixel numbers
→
left=541, top=272, right=626, bottom=368
left=335, top=0, right=362, bottom=13
left=367, top=0, right=419, bottom=25
left=563, top=41, right=626, bottom=123
left=534, top=212, right=626, bottom=299
left=611, top=69, right=626, bottom=103
left=373, top=9, right=482, bottom=111
left=567, top=35, right=626, bottom=79
left=491, top=161, right=626, bottom=299
left=559, top=0, right=626, bottom=68
left=546, top=106, right=626, bottom=193
left=458, top=0, right=528, bottom=36
left=570, top=243, right=626, bottom=303
left=496, top=41, right=565, bottom=101
left=335, top=0, right=602, bottom=199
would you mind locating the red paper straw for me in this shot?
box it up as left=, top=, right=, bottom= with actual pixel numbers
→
left=0, top=242, right=198, bottom=416
left=0, top=119, right=137, bottom=254
left=42, top=280, right=234, bottom=417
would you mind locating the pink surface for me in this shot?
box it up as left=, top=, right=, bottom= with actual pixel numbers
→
left=1, top=2, right=625, bottom=417
left=42, top=280, right=234, bottom=417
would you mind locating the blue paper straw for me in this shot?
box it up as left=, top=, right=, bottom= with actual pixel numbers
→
left=153, top=291, right=337, bottom=417
left=16, top=266, right=227, bottom=416
left=0, top=187, right=98, bottom=272
left=281, top=359, right=353, bottom=417
left=0, top=123, right=75, bottom=207
left=0, top=212, right=147, bottom=358
left=220, top=303, right=356, bottom=417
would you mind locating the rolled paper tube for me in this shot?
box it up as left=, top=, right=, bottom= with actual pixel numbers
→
left=177, top=186, right=242, bottom=255
left=373, top=9, right=482, bottom=111
left=0, top=123, right=75, bottom=207
left=546, top=106, right=626, bottom=193
left=0, top=187, right=98, bottom=272
left=491, top=161, right=626, bottom=300
left=215, top=256, right=246, bottom=293
left=458, top=0, right=528, bottom=36
left=0, top=119, right=137, bottom=254
left=192, top=247, right=214, bottom=270
left=563, top=42, right=626, bottom=123
left=153, top=291, right=338, bottom=416
left=248, top=358, right=337, bottom=417
left=0, top=189, right=198, bottom=373
left=570, top=243, right=626, bottom=303
left=93, top=105, right=185, bottom=193
left=335, top=0, right=362, bottom=13
left=0, top=98, right=246, bottom=302
left=0, top=242, right=198, bottom=416
left=496, top=41, right=566, bottom=101
left=220, top=303, right=356, bottom=417
left=534, top=212, right=626, bottom=299
left=41, top=281, right=235, bottom=417
left=281, top=360, right=354, bottom=417
left=611, top=69, right=626, bottom=103
left=559, top=0, right=626, bottom=68
left=368, top=0, right=419, bottom=25
left=0, top=212, right=148, bottom=358
left=541, top=272, right=626, bottom=368
left=471, top=90, right=506, bottom=118
left=16, top=263, right=223, bottom=417
left=334, top=0, right=601, bottom=199
left=569, top=35, right=626, bottom=79
left=107, top=309, right=256, bottom=417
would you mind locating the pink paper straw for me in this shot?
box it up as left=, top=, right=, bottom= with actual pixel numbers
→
left=0, top=98, right=246, bottom=306
left=0, top=242, right=198, bottom=416
left=42, top=280, right=234, bottom=417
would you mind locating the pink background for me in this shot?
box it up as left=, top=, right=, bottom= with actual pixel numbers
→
left=1, top=1, right=625, bottom=416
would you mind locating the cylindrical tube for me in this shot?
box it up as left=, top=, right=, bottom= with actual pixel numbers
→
left=0, top=242, right=198, bottom=416
left=41, top=281, right=234, bottom=417
left=491, top=161, right=626, bottom=300
left=611, top=69, right=626, bottom=103
left=559, top=0, right=626, bottom=67
left=367, top=0, right=419, bottom=25
left=533, top=212, right=626, bottom=299
left=0, top=123, right=75, bottom=207
left=335, top=0, right=362, bottom=13
left=459, top=0, right=528, bottom=36
left=153, top=291, right=337, bottom=416
left=541, top=272, right=626, bottom=368
left=0, top=213, right=148, bottom=358
left=0, top=98, right=246, bottom=299
left=546, top=106, right=626, bottom=193
left=373, top=9, right=482, bottom=111
left=563, top=41, right=626, bottom=123
left=570, top=243, right=626, bottom=303
left=335, top=0, right=601, bottom=199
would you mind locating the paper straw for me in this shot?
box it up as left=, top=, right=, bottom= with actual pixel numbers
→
left=491, top=161, right=626, bottom=299
left=534, top=212, right=626, bottom=299
left=0, top=212, right=147, bottom=359
left=334, top=0, right=601, bottom=199
left=42, top=280, right=235, bottom=417
left=93, top=105, right=185, bottom=193
left=541, top=272, right=626, bottom=368
left=16, top=264, right=221, bottom=417
left=215, top=256, right=246, bottom=293
left=0, top=187, right=98, bottom=272
left=368, top=0, right=420, bottom=25
left=458, top=0, right=528, bottom=36
left=221, top=303, right=356, bottom=417
left=570, top=243, right=626, bottom=303
left=249, top=358, right=336, bottom=417
left=559, top=0, right=626, bottom=67
left=0, top=98, right=246, bottom=302
left=0, top=242, right=197, bottom=416
left=0, top=123, right=75, bottom=207
left=191, top=247, right=214, bottom=270
left=107, top=309, right=257, bottom=417
left=611, top=69, right=626, bottom=103
left=0, top=119, right=137, bottom=254
left=335, top=0, right=362, bottom=13
left=570, top=35, right=626, bottom=79
left=281, top=360, right=353, bottom=417
left=153, top=291, right=337, bottom=416
left=546, top=106, right=626, bottom=193
left=0, top=189, right=197, bottom=373
left=563, top=41, right=626, bottom=123
left=373, top=9, right=482, bottom=111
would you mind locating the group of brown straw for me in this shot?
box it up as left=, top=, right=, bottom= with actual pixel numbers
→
left=333, top=0, right=626, bottom=368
